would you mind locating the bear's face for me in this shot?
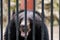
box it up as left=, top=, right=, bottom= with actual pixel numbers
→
left=12, top=10, right=41, bottom=38
left=19, top=18, right=31, bottom=37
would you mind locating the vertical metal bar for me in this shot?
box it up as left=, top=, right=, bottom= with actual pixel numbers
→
left=51, top=0, right=53, bottom=40
left=8, top=0, right=10, bottom=40
left=59, top=0, right=60, bottom=40
left=16, top=0, right=19, bottom=40
left=24, top=0, right=27, bottom=40
left=0, top=0, right=1, bottom=40
left=33, top=0, right=35, bottom=40
left=1, top=0, right=3, bottom=40
left=41, top=0, right=44, bottom=40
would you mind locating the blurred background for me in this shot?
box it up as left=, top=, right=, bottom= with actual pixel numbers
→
left=0, top=0, right=59, bottom=40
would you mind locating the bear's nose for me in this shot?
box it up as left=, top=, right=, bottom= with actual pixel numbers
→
left=21, top=25, right=28, bottom=32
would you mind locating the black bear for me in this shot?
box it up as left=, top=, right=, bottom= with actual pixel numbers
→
left=4, top=10, right=49, bottom=40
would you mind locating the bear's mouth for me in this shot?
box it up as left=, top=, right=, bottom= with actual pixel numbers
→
left=21, top=31, right=28, bottom=37
left=20, top=19, right=31, bottom=37
left=20, top=28, right=31, bottom=37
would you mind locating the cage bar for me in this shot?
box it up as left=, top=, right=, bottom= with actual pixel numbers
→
left=33, top=0, right=35, bottom=40
left=51, top=0, right=53, bottom=40
left=8, top=0, right=10, bottom=40
left=16, top=0, right=19, bottom=40
left=59, top=0, right=60, bottom=40
left=1, top=0, right=3, bottom=40
left=41, top=0, right=44, bottom=40
left=24, top=0, right=27, bottom=40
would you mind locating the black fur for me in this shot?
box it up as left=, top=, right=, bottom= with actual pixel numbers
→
left=4, top=10, right=49, bottom=40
